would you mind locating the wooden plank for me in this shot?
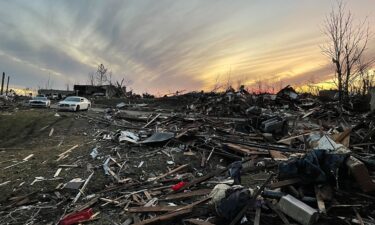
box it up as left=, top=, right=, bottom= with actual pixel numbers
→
left=277, top=133, right=306, bottom=144
left=269, top=150, right=288, bottom=161
left=164, top=189, right=212, bottom=200
left=144, top=191, right=152, bottom=200
left=132, top=208, right=192, bottom=225
left=153, top=164, right=189, bottom=181
left=49, top=128, right=54, bottom=137
left=54, top=168, right=62, bottom=177
left=143, top=113, right=161, bottom=128
left=100, top=198, right=120, bottom=204
left=126, top=205, right=180, bottom=213
left=174, top=197, right=210, bottom=212
left=0, top=181, right=10, bottom=186
left=269, top=178, right=301, bottom=189
left=224, top=143, right=268, bottom=155
left=70, top=197, right=98, bottom=214
left=23, top=154, right=34, bottom=161
left=314, top=186, right=326, bottom=214
left=333, top=128, right=351, bottom=147
left=334, top=128, right=351, bottom=143
left=178, top=168, right=227, bottom=192
left=58, top=145, right=79, bottom=157
left=200, top=151, right=206, bottom=167
left=254, top=206, right=261, bottom=225
left=107, top=167, right=121, bottom=182
left=179, top=158, right=252, bottom=193
left=72, top=172, right=94, bottom=204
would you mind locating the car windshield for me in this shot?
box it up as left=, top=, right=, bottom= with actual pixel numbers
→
left=33, top=97, right=47, bottom=100
left=65, top=97, right=81, bottom=102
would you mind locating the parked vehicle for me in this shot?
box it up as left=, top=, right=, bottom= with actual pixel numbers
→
left=29, top=96, right=51, bottom=108
left=57, top=96, right=91, bottom=111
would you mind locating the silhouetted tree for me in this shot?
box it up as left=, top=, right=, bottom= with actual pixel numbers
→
left=322, top=1, right=370, bottom=105
left=96, top=64, right=108, bottom=86
left=87, top=72, right=95, bottom=86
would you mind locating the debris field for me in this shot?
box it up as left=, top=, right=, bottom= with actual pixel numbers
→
left=1, top=86, right=375, bottom=225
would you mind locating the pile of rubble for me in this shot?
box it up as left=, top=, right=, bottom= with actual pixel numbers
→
left=185, top=85, right=303, bottom=117
left=1, top=87, right=375, bottom=225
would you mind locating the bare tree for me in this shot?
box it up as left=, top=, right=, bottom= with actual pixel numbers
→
left=107, top=71, right=113, bottom=85
left=44, top=74, right=53, bottom=89
left=115, top=77, right=133, bottom=97
left=354, top=59, right=375, bottom=95
left=256, top=80, right=262, bottom=94
left=225, top=73, right=233, bottom=91
left=87, top=72, right=95, bottom=86
left=306, top=75, right=319, bottom=95
left=96, top=64, right=108, bottom=86
left=235, top=75, right=246, bottom=91
left=211, top=74, right=223, bottom=92
left=322, top=0, right=370, bottom=105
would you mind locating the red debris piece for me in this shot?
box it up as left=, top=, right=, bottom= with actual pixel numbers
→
left=171, top=181, right=187, bottom=191
left=59, top=208, right=93, bottom=225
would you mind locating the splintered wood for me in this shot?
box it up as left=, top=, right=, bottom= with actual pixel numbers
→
left=56, top=145, right=79, bottom=161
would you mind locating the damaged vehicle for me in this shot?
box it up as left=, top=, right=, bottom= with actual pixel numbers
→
left=57, top=96, right=91, bottom=112
left=29, top=96, right=51, bottom=108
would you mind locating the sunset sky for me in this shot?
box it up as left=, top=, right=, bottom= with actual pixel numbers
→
left=0, top=0, right=374, bottom=94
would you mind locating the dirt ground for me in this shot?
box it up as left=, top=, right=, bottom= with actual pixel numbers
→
left=0, top=109, right=95, bottom=198
left=0, top=108, right=106, bottom=223
left=0, top=107, right=235, bottom=224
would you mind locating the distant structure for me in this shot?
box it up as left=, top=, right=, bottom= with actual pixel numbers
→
left=73, top=84, right=117, bottom=98
left=1, top=72, right=11, bottom=96
left=1, top=72, right=5, bottom=95
left=6, top=76, right=10, bottom=95
left=38, top=89, right=75, bottom=98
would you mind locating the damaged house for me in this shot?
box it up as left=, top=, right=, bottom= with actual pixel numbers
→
left=73, top=85, right=121, bottom=98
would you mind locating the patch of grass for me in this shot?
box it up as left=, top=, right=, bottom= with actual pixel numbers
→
left=0, top=109, right=60, bottom=147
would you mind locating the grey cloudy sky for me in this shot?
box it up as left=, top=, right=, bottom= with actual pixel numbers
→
left=0, top=0, right=374, bottom=94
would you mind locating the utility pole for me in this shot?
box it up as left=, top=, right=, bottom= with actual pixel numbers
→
left=0, top=72, right=4, bottom=95
left=6, top=76, right=10, bottom=96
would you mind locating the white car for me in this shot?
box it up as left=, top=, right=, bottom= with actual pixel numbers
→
left=29, top=96, right=51, bottom=108
left=58, top=96, right=91, bottom=111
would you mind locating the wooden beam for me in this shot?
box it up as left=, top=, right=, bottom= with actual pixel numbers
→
left=143, top=113, right=161, bottom=128
left=254, top=206, right=261, bottom=225
left=58, top=145, right=79, bottom=157
left=269, top=178, right=301, bottom=189
left=153, top=164, right=189, bottom=181
left=178, top=168, right=227, bottom=192
left=269, top=150, right=288, bottom=161
left=164, top=189, right=212, bottom=200
left=132, top=208, right=192, bottom=225
left=314, top=186, right=326, bottom=214
left=223, top=143, right=268, bottom=156
left=126, top=205, right=180, bottom=213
